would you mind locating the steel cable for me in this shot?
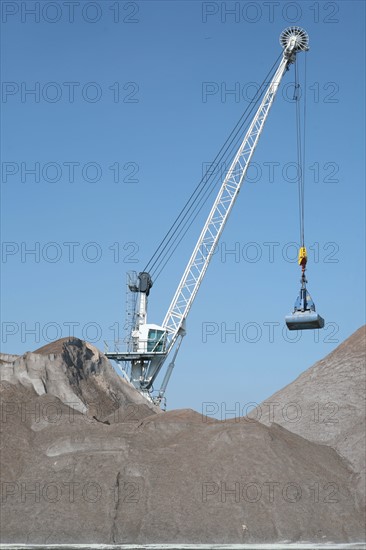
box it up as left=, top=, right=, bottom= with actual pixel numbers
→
left=144, top=52, right=283, bottom=280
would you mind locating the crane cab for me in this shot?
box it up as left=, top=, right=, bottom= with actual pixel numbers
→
left=285, top=286, right=324, bottom=330
left=131, top=323, right=167, bottom=353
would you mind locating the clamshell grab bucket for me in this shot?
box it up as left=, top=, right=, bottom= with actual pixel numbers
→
left=285, top=310, right=325, bottom=330
left=285, top=286, right=325, bottom=330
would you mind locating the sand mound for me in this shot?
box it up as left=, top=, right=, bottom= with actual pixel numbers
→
left=0, top=330, right=365, bottom=544
left=248, top=325, right=366, bottom=501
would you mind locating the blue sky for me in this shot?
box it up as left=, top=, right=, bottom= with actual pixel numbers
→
left=1, top=1, right=365, bottom=413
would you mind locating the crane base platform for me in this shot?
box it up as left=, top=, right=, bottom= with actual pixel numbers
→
left=285, top=311, right=325, bottom=330
left=105, top=351, right=166, bottom=362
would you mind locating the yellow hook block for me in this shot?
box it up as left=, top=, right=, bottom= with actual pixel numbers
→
left=298, top=246, right=307, bottom=266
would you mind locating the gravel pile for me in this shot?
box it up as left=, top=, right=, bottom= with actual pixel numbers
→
left=1, top=330, right=365, bottom=544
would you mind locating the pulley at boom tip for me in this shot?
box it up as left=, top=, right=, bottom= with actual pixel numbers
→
left=280, top=27, right=309, bottom=53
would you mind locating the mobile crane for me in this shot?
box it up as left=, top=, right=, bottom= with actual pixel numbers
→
left=105, top=27, right=324, bottom=405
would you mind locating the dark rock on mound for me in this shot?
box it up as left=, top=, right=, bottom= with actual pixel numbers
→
left=1, top=337, right=159, bottom=421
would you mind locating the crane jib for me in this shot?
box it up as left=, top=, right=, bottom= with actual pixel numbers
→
left=105, top=27, right=323, bottom=406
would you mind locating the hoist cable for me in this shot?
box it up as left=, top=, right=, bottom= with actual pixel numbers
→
left=147, top=98, right=259, bottom=279
left=150, top=54, right=283, bottom=281
left=151, top=72, right=284, bottom=284
left=144, top=52, right=283, bottom=279
left=152, top=57, right=284, bottom=282
left=150, top=83, right=272, bottom=282
left=302, top=52, right=308, bottom=248
left=151, top=97, right=267, bottom=282
left=295, top=58, right=305, bottom=248
left=144, top=56, right=279, bottom=277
